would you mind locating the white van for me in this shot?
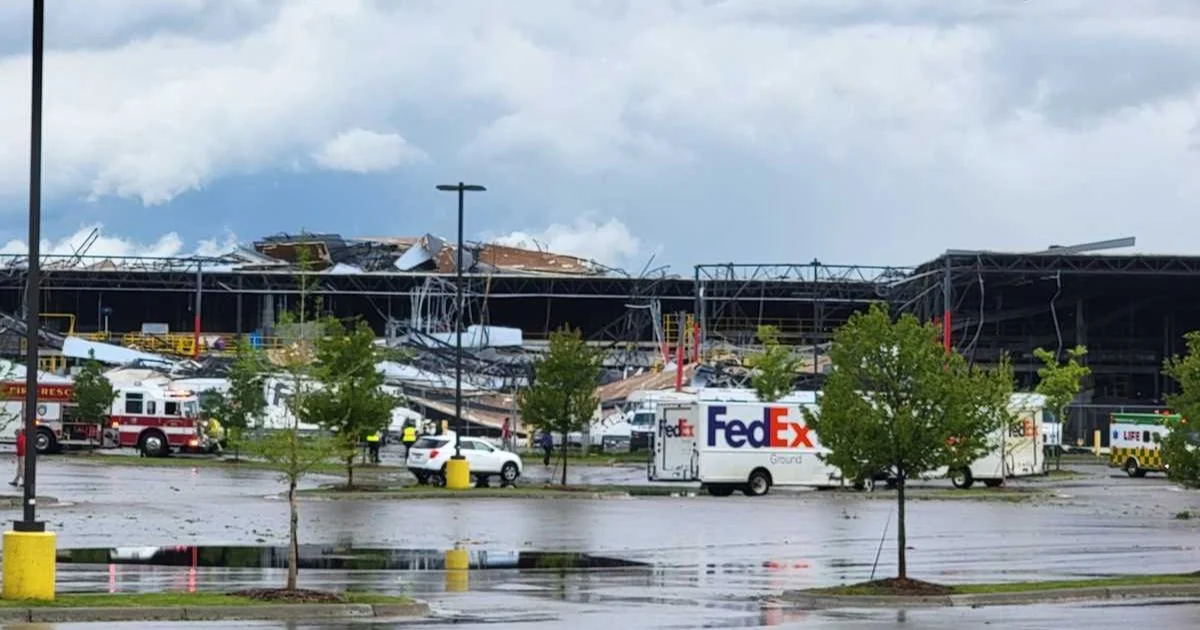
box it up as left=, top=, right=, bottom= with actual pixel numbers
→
left=648, top=391, right=858, bottom=497
left=931, top=392, right=1047, bottom=489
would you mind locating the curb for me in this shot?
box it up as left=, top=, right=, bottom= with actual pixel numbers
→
left=780, top=583, right=1200, bottom=609
left=4, top=601, right=430, bottom=623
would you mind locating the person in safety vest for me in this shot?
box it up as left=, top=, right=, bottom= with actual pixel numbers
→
left=401, top=422, right=417, bottom=457
left=366, top=431, right=382, bottom=464
left=206, top=417, right=225, bottom=454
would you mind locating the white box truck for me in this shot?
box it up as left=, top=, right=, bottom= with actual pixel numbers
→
left=648, top=394, right=861, bottom=497
left=929, top=392, right=1047, bottom=489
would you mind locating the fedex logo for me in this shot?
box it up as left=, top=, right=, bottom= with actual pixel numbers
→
left=706, top=405, right=813, bottom=449
left=660, top=417, right=695, bottom=438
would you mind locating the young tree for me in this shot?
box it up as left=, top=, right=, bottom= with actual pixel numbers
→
left=206, top=342, right=270, bottom=460
left=803, top=303, right=1014, bottom=583
left=1161, top=331, right=1200, bottom=486
left=747, top=325, right=800, bottom=402
left=240, top=239, right=333, bottom=592
left=305, top=317, right=395, bottom=489
left=1033, top=345, right=1091, bottom=470
left=73, top=349, right=117, bottom=423
left=242, top=426, right=336, bottom=590
left=519, top=326, right=603, bottom=486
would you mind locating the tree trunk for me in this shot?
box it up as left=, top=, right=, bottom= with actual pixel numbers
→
left=896, top=471, right=907, bottom=580
left=346, top=455, right=355, bottom=490
left=287, top=477, right=299, bottom=591
left=560, top=430, right=568, bottom=486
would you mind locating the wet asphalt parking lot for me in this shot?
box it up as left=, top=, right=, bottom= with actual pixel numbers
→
left=1, top=451, right=1199, bottom=629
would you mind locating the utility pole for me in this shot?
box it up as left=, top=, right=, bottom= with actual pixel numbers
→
left=193, top=261, right=203, bottom=359
left=435, top=182, right=486, bottom=490
left=4, top=0, right=55, bottom=603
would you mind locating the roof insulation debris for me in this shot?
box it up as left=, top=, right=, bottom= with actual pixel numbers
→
left=249, top=232, right=609, bottom=276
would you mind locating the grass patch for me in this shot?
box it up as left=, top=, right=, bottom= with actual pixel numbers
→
left=0, top=592, right=412, bottom=609
left=516, top=451, right=649, bottom=465
left=300, top=483, right=689, bottom=499
left=1045, top=468, right=1085, bottom=478
left=856, top=487, right=1043, bottom=503
left=809, top=573, right=1200, bottom=597
left=57, top=453, right=403, bottom=476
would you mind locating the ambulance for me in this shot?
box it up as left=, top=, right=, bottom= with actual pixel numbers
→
left=648, top=390, right=859, bottom=497
left=1108, top=411, right=1178, bottom=477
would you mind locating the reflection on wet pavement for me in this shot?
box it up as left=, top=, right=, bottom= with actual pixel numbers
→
left=2, top=459, right=1199, bottom=628
left=58, top=545, right=646, bottom=571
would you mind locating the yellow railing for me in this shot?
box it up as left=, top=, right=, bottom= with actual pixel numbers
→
left=80, top=331, right=293, bottom=357
left=701, top=317, right=821, bottom=343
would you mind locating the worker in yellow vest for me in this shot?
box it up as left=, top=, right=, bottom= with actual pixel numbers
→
left=401, top=422, right=417, bottom=458
left=366, top=431, right=382, bottom=464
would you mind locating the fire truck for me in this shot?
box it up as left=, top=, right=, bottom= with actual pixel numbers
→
left=0, top=379, right=214, bottom=457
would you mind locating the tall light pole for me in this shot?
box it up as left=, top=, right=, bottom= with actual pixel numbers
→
left=4, top=0, right=56, bottom=602
left=436, top=182, right=485, bottom=490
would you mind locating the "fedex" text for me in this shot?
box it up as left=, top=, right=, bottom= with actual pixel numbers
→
left=706, top=405, right=813, bottom=449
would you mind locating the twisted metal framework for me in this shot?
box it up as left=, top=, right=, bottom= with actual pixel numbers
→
left=693, top=261, right=911, bottom=352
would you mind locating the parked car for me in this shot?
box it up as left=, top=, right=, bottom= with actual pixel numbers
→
left=406, top=435, right=523, bottom=487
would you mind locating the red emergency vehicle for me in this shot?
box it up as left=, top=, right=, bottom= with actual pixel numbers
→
left=1, top=380, right=213, bottom=457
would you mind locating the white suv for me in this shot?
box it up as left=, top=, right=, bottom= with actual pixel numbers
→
left=406, top=435, right=523, bottom=487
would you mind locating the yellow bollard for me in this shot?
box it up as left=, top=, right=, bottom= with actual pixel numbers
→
left=1094, top=430, right=1101, bottom=456
left=445, top=457, right=471, bottom=490
left=3, top=530, right=56, bottom=600
left=444, top=547, right=469, bottom=592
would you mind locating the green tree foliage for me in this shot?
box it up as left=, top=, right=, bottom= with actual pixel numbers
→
left=803, top=303, right=1014, bottom=580
left=747, top=325, right=800, bottom=402
left=73, top=350, right=116, bottom=422
left=242, top=427, right=337, bottom=590
left=1161, top=331, right=1200, bottom=486
left=204, top=343, right=269, bottom=460
left=240, top=238, right=331, bottom=592
left=1033, top=345, right=1091, bottom=469
left=305, top=317, right=396, bottom=489
left=518, top=326, right=603, bottom=485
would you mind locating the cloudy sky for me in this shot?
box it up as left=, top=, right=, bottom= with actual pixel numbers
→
left=1, top=0, right=1199, bottom=271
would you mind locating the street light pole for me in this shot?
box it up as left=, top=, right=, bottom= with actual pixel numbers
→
left=4, top=0, right=56, bottom=603
left=436, top=182, right=485, bottom=490
left=21, top=0, right=45, bottom=533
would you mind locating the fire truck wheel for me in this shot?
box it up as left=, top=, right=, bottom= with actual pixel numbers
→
left=139, top=431, right=170, bottom=458
left=950, top=467, right=974, bottom=489
left=33, top=428, right=56, bottom=455
left=743, top=469, right=772, bottom=496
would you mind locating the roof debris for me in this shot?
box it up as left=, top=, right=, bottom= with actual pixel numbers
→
left=244, top=232, right=608, bottom=276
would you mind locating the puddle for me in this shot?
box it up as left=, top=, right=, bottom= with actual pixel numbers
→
left=57, top=545, right=648, bottom=571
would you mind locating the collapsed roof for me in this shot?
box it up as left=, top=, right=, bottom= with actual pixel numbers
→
left=249, top=232, right=610, bottom=276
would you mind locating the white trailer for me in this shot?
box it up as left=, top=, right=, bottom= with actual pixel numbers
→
left=931, top=392, right=1047, bottom=489
left=648, top=392, right=855, bottom=497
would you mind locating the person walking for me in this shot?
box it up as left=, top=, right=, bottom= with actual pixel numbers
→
left=539, top=430, right=553, bottom=466
left=366, top=431, right=382, bottom=464
left=401, top=422, right=417, bottom=459
left=10, top=429, right=25, bottom=488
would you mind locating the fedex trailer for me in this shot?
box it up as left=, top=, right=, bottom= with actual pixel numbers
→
left=648, top=395, right=855, bottom=497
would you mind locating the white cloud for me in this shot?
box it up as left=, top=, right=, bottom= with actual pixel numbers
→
left=2, top=1, right=1200, bottom=263
left=311, top=128, right=425, bottom=174
left=490, top=218, right=644, bottom=268
left=0, top=224, right=238, bottom=259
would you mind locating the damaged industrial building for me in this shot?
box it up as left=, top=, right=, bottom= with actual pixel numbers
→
left=0, top=230, right=1196, bottom=447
